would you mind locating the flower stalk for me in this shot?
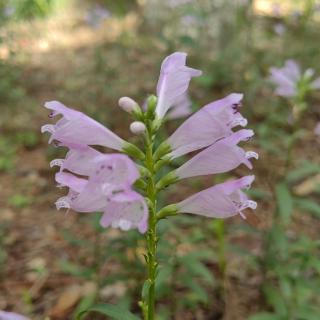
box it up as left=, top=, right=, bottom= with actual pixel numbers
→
left=143, top=108, right=159, bottom=320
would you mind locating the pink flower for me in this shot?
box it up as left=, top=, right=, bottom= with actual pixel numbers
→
left=53, top=147, right=148, bottom=233
left=156, top=52, right=202, bottom=119
left=41, top=101, right=125, bottom=150
left=100, top=190, right=148, bottom=233
left=166, top=93, right=247, bottom=158
left=269, top=60, right=320, bottom=97
left=167, top=93, right=193, bottom=120
left=269, top=60, right=300, bottom=97
left=51, top=145, right=139, bottom=184
left=175, top=129, right=257, bottom=179
left=0, top=311, right=29, bottom=320
left=177, top=176, right=257, bottom=219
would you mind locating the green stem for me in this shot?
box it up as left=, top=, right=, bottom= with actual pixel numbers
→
left=144, top=122, right=158, bottom=320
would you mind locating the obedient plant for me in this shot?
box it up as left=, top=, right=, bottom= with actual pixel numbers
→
left=42, top=52, right=257, bottom=319
left=0, top=310, right=29, bottom=320
left=269, top=59, right=320, bottom=120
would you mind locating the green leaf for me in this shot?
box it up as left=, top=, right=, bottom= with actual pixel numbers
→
left=263, top=284, right=287, bottom=317
left=294, top=198, right=320, bottom=217
left=275, top=183, right=293, bottom=225
left=183, top=277, right=208, bottom=304
left=286, top=162, right=320, bottom=183
left=141, top=279, right=151, bottom=301
left=78, top=303, right=140, bottom=320
left=180, top=255, right=215, bottom=285
left=72, top=294, right=97, bottom=320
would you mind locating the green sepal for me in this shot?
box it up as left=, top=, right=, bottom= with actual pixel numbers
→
left=157, top=204, right=178, bottom=220
left=154, top=142, right=171, bottom=161
left=138, top=165, right=150, bottom=178
left=132, top=106, right=144, bottom=121
left=122, top=142, right=145, bottom=160
left=156, top=170, right=179, bottom=191
left=134, top=178, right=147, bottom=191
left=151, top=118, right=162, bottom=133
left=154, top=155, right=171, bottom=171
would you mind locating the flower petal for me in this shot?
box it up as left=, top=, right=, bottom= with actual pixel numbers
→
left=156, top=52, right=202, bottom=119
left=167, top=93, right=246, bottom=158
left=176, top=130, right=256, bottom=179
left=0, top=311, right=30, bottom=320
left=269, top=60, right=302, bottom=98
left=177, top=176, right=256, bottom=218
left=311, top=77, right=320, bottom=89
left=100, top=190, right=148, bottom=233
left=167, top=93, right=193, bottom=120
left=43, top=101, right=126, bottom=150
left=55, top=172, right=88, bottom=193
left=89, top=154, right=140, bottom=186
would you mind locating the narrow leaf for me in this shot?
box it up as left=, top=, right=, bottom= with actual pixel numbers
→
left=78, top=303, right=140, bottom=320
left=275, top=183, right=293, bottom=225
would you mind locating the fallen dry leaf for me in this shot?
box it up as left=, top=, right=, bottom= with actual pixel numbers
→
left=293, top=173, right=320, bottom=196
left=49, top=285, right=82, bottom=319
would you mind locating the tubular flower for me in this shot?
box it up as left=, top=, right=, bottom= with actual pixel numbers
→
left=269, top=59, right=320, bottom=97
left=41, top=101, right=125, bottom=150
left=166, top=93, right=247, bottom=158
left=0, top=311, right=29, bottom=320
left=155, top=52, right=202, bottom=119
left=53, top=152, right=148, bottom=233
left=175, top=129, right=257, bottom=179
left=51, top=145, right=140, bottom=184
left=176, top=176, right=257, bottom=219
left=167, top=93, right=193, bottom=120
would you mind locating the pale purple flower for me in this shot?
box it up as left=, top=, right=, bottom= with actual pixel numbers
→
left=274, top=23, right=286, bottom=35
left=269, top=60, right=320, bottom=97
left=167, top=93, right=193, bottom=120
left=166, top=93, right=247, bottom=158
left=51, top=146, right=140, bottom=185
left=177, top=176, right=257, bottom=219
left=100, top=190, right=148, bottom=233
left=0, top=311, right=29, bottom=320
left=41, top=101, right=125, bottom=151
left=85, top=5, right=111, bottom=28
left=3, top=6, right=15, bottom=17
left=311, top=77, right=320, bottom=90
left=269, top=60, right=300, bottom=97
left=156, top=52, right=202, bottom=119
left=175, top=130, right=257, bottom=179
left=180, top=15, right=198, bottom=28
left=53, top=150, right=148, bottom=233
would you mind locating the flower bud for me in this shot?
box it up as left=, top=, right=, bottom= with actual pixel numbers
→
left=130, top=121, right=146, bottom=135
left=146, top=95, right=157, bottom=119
left=118, top=97, right=139, bottom=113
